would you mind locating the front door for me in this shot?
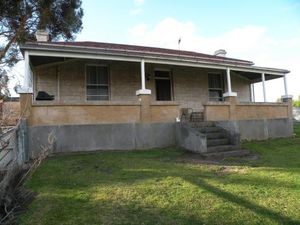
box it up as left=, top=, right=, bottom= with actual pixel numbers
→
left=155, top=70, right=172, bottom=101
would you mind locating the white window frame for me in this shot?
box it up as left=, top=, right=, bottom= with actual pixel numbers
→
left=85, top=64, right=110, bottom=101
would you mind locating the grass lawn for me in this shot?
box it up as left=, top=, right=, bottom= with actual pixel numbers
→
left=18, top=125, right=300, bottom=225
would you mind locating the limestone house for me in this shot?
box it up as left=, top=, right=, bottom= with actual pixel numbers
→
left=18, top=33, right=293, bottom=157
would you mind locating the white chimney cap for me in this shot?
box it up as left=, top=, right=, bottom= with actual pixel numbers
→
left=35, top=30, right=49, bottom=42
left=214, top=49, right=227, bottom=57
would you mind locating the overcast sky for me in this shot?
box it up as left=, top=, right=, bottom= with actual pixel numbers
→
left=11, top=0, right=300, bottom=101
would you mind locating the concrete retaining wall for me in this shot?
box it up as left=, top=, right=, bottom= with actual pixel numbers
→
left=175, top=123, right=207, bottom=153
left=28, top=123, right=176, bottom=158
left=216, top=118, right=293, bottom=141
left=28, top=118, right=294, bottom=158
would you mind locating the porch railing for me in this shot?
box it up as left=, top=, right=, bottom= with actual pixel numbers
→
left=28, top=101, right=179, bottom=126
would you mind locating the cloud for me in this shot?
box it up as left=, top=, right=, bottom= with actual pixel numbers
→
left=128, top=18, right=300, bottom=101
left=134, top=0, right=144, bottom=6
left=130, top=0, right=145, bottom=16
left=130, top=8, right=142, bottom=15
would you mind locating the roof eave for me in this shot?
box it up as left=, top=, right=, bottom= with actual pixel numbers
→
left=21, top=43, right=289, bottom=76
left=21, top=42, right=254, bottom=66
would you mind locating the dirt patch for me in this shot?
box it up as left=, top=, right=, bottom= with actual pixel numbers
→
left=213, top=166, right=248, bottom=176
left=176, top=151, right=260, bottom=165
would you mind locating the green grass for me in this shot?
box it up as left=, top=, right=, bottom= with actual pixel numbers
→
left=18, top=125, right=300, bottom=225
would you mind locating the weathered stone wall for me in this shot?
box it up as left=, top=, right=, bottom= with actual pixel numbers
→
left=204, top=102, right=290, bottom=121
left=29, top=103, right=141, bottom=126
left=34, top=66, right=58, bottom=98
left=34, top=60, right=141, bottom=102
left=150, top=103, right=179, bottom=123
left=60, top=62, right=85, bottom=102
left=145, top=64, right=209, bottom=110
left=230, top=71, right=251, bottom=102
left=110, top=61, right=140, bottom=101
left=28, top=101, right=179, bottom=126
left=33, top=60, right=251, bottom=111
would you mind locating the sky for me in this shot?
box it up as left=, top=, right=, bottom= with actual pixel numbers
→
left=10, top=0, right=300, bottom=101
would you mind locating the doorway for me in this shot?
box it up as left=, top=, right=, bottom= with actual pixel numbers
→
left=155, top=70, right=172, bottom=101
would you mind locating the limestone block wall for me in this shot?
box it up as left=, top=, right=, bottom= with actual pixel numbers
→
left=230, top=71, right=251, bottom=102
left=172, top=67, right=209, bottom=111
left=33, top=60, right=251, bottom=112
left=34, top=66, right=57, bottom=98
left=110, top=61, right=140, bottom=101
left=34, top=60, right=141, bottom=102
left=60, top=61, right=85, bottom=102
left=145, top=64, right=214, bottom=110
left=29, top=102, right=141, bottom=126
left=204, top=102, right=291, bottom=121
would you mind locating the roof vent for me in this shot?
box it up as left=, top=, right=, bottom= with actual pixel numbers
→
left=35, top=30, right=49, bottom=42
left=214, top=49, right=227, bottom=57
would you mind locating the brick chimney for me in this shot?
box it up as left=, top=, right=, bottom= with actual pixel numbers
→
left=35, top=30, right=49, bottom=42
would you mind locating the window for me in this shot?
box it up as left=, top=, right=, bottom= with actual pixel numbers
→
left=155, top=70, right=172, bottom=101
left=208, top=73, right=224, bottom=101
left=86, top=65, right=109, bottom=101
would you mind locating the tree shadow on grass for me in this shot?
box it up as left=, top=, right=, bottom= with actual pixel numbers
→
left=25, top=149, right=300, bottom=225
left=183, top=174, right=300, bottom=225
left=19, top=193, right=204, bottom=225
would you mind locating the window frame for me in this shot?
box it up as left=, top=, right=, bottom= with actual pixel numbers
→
left=208, top=72, right=224, bottom=102
left=154, top=68, right=173, bottom=101
left=85, top=64, right=110, bottom=101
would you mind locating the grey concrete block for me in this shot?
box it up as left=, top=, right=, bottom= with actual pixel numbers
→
left=175, top=123, right=207, bottom=153
left=267, top=118, right=293, bottom=138
left=216, top=118, right=293, bottom=141
left=28, top=122, right=177, bottom=157
left=215, top=121, right=240, bottom=145
left=27, top=118, right=294, bottom=158
left=134, top=123, right=176, bottom=149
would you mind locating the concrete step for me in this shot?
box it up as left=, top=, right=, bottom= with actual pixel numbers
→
left=190, top=121, right=216, bottom=128
left=207, top=145, right=240, bottom=153
left=207, top=138, right=229, bottom=147
left=190, top=112, right=204, bottom=122
left=206, top=132, right=227, bottom=139
left=198, top=126, right=223, bottom=133
left=202, top=149, right=251, bottom=159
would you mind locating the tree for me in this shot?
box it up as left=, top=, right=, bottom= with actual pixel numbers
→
left=0, top=0, right=83, bottom=98
left=293, top=96, right=300, bottom=107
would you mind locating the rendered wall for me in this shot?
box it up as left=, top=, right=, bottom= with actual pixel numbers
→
left=28, top=118, right=293, bottom=159
left=216, top=118, right=293, bottom=140
left=28, top=123, right=176, bottom=158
